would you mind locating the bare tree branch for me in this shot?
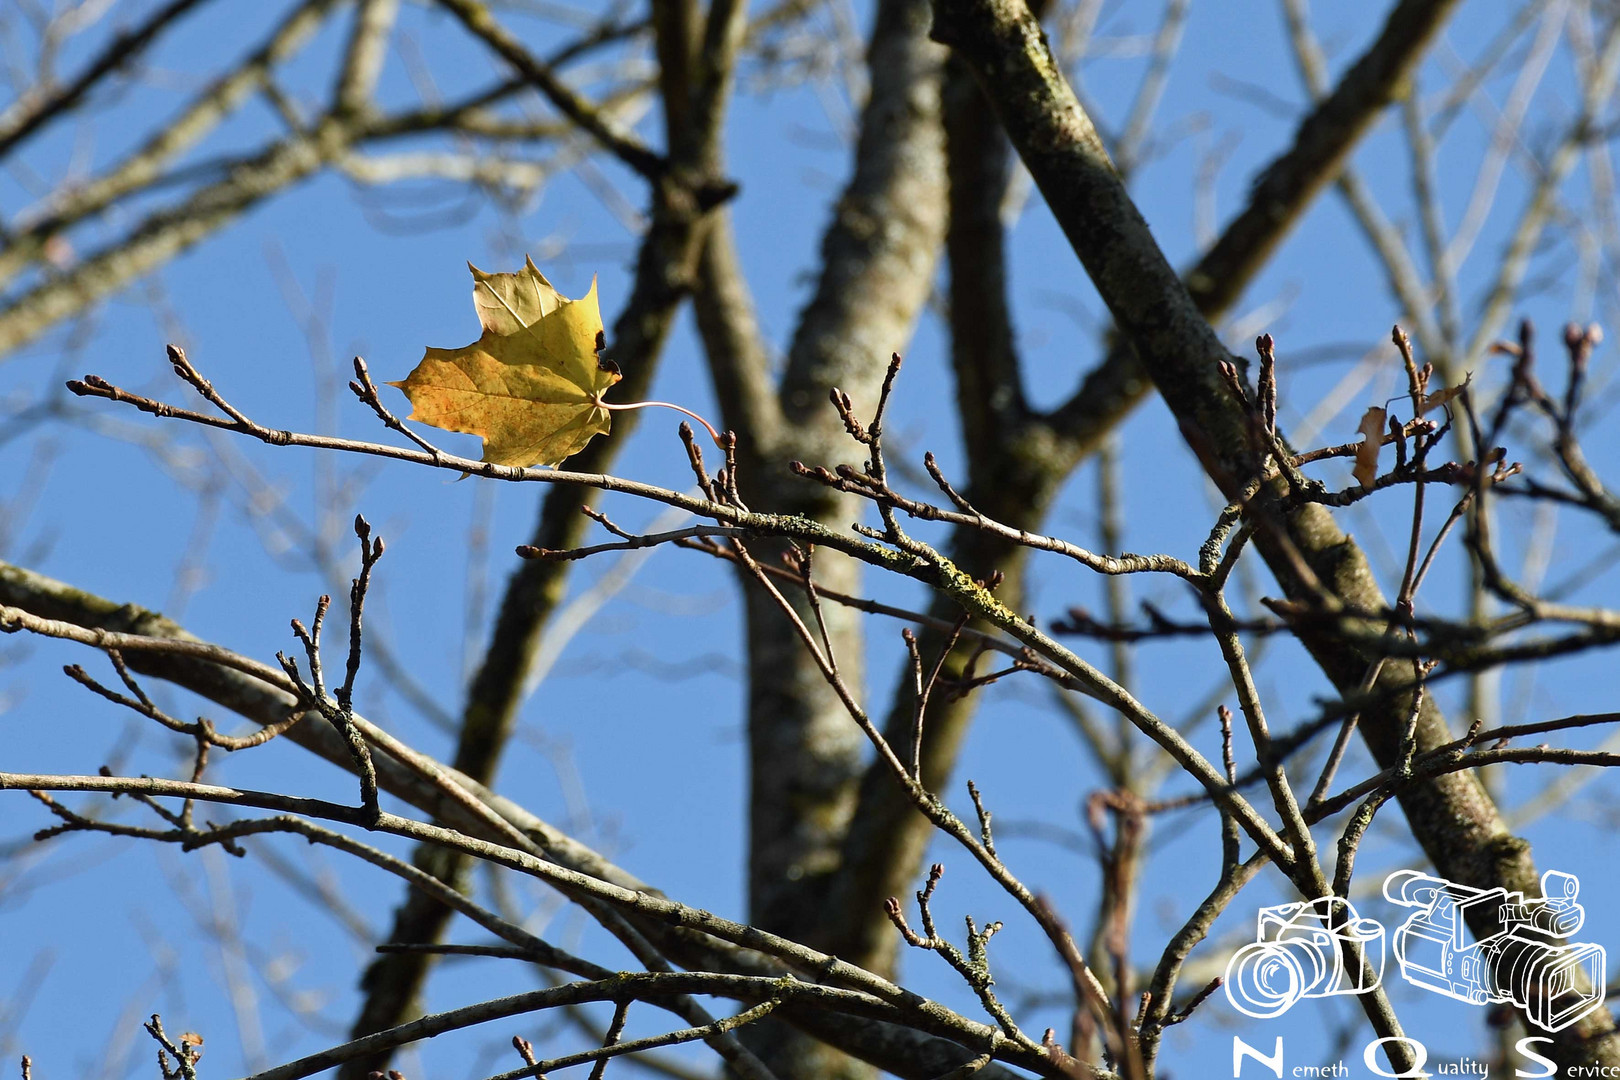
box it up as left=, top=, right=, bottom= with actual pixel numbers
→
left=932, top=0, right=1620, bottom=1068
left=0, top=0, right=216, bottom=161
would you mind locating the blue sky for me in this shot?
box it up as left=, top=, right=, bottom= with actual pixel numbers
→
left=3, top=0, right=1619, bottom=1077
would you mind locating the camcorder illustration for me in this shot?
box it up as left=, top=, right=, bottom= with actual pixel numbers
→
left=1383, top=868, right=1607, bottom=1032
left=1224, top=896, right=1386, bottom=1019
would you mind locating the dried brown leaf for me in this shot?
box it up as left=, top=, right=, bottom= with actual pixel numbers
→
left=1419, top=376, right=1469, bottom=415
left=1353, top=406, right=1387, bottom=488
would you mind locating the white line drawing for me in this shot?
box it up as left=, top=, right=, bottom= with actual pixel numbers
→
left=1224, top=896, right=1386, bottom=1019
left=1383, top=868, right=1607, bottom=1032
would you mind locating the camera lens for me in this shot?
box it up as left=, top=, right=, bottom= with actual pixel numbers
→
left=1484, top=935, right=1606, bottom=1032
left=1226, top=940, right=1327, bottom=1018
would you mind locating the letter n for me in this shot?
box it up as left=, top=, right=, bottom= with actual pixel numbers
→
left=1233, top=1036, right=1283, bottom=1078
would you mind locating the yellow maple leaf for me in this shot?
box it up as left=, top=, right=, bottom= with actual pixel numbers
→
left=469, top=256, right=565, bottom=335
left=389, top=260, right=621, bottom=467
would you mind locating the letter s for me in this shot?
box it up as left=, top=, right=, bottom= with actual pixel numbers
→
left=1515, top=1037, right=1556, bottom=1079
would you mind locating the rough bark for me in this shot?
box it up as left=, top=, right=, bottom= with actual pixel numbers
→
left=823, top=55, right=1080, bottom=975
left=338, top=0, right=748, bottom=1066
left=336, top=197, right=695, bottom=1074
left=0, top=559, right=1033, bottom=1080
left=1042, top=0, right=1467, bottom=448
left=932, top=0, right=1620, bottom=1065
left=816, top=0, right=1469, bottom=983
left=688, top=0, right=949, bottom=1072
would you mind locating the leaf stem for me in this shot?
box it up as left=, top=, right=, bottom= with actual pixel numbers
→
left=598, top=398, right=724, bottom=446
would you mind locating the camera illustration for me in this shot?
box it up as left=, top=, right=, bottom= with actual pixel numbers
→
left=1224, top=896, right=1386, bottom=1019
left=1383, top=868, right=1607, bottom=1032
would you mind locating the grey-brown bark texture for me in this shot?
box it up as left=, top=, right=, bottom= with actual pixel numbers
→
left=688, top=1, right=1483, bottom=1072
left=0, top=560, right=1030, bottom=1080
left=820, top=53, right=1071, bottom=977
left=930, top=0, right=1620, bottom=1067
left=6, top=0, right=1614, bottom=1075
left=688, top=0, right=948, bottom=1072
left=739, top=0, right=946, bottom=942
left=337, top=0, right=750, bottom=1069
left=336, top=193, right=698, bottom=1076
left=813, top=0, right=1477, bottom=986
left=696, top=0, right=1490, bottom=1062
